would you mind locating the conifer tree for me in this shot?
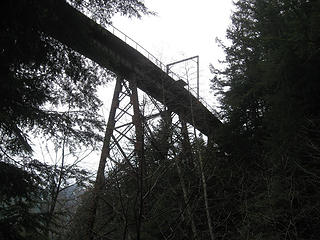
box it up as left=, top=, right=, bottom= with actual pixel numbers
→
left=212, top=0, right=320, bottom=238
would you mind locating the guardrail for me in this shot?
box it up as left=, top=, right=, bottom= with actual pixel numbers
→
left=105, top=24, right=167, bottom=72
left=105, top=23, right=220, bottom=118
left=73, top=2, right=221, bottom=120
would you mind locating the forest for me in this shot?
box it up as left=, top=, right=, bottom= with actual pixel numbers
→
left=1, top=0, right=320, bottom=239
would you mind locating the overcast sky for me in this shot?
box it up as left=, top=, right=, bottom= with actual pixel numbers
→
left=91, top=1, right=234, bottom=170
left=33, top=1, right=235, bottom=171
left=111, top=0, right=234, bottom=106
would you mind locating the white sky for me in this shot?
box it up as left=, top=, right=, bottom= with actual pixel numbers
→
left=30, top=1, right=234, bottom=174
left=89, top=0, right=234, bottom=170
left=78, top=1, right=234, bottom=171
left=110, top=0, right=234, bottom=106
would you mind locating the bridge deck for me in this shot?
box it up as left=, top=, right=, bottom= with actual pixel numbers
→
left=37, top=0, right=221, bottom=137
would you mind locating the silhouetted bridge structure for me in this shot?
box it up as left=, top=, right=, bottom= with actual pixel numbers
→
left=33, top=1, right=224, bottom=236
left=37, top=0, right=221, bottom=137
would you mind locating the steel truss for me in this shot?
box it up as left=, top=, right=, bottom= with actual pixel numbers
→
left=97, top=77, right=195, bottom=177
left=89, top=76, right=198, bottom=239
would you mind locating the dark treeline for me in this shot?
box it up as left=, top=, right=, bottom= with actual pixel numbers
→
left=1, top=0, right=319, bottom=239
left=210, top=0, right=320, bottom=238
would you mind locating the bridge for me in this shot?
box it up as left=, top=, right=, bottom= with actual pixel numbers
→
left=33, top=1, right=223, bottom=237
left=36, top=0, right=221, bottom=137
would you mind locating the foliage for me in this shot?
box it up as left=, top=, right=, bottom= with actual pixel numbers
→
left=0, top=154, right=92, bottom=239
left=1, top=0, right=151, bottom=239
left=3, top=0, right=320, bottom=239
left=211, top=0, right=320, bottom=238
left=0, top=0, right=151, bottom=158
left=66, top=0, right=320, bottom=238
left=67, top=114, right=228, bottom=240
left=0, top=162, right=48, bottom=240
left=69, top=0, right=153, bottom=25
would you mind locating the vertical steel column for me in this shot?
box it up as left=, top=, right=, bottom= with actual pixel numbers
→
left=88, top=76, right=123, bottom=240
left=129, top=79, right=144, bottom=167
left=96, top=77, right=124, bottom=188
left=166, top=55, right=200, bottom=99
left=160, top=110, right=172, bottom=161
left=196, top=56, right=199, bottom=100
left=129, top=78, right=145, bottom=240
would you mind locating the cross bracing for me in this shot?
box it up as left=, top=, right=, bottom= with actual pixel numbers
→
left=32, top=2, right=223, bottom=237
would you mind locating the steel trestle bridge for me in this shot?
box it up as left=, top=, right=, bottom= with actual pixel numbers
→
left=34, top=1, right=222, bottom=236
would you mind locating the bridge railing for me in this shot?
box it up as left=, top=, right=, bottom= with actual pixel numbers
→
left=105, top=24, right=220, bottom=118
left=105, top=24, right=167, bottom=72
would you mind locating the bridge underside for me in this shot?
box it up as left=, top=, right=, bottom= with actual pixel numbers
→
left=36, top=0, right=221, bottom=137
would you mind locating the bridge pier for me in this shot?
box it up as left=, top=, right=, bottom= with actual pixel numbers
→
left=89, top=75, right=209, bottom=238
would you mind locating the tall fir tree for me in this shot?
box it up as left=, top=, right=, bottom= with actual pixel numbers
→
left=212, top=0, right=320, bottom=238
